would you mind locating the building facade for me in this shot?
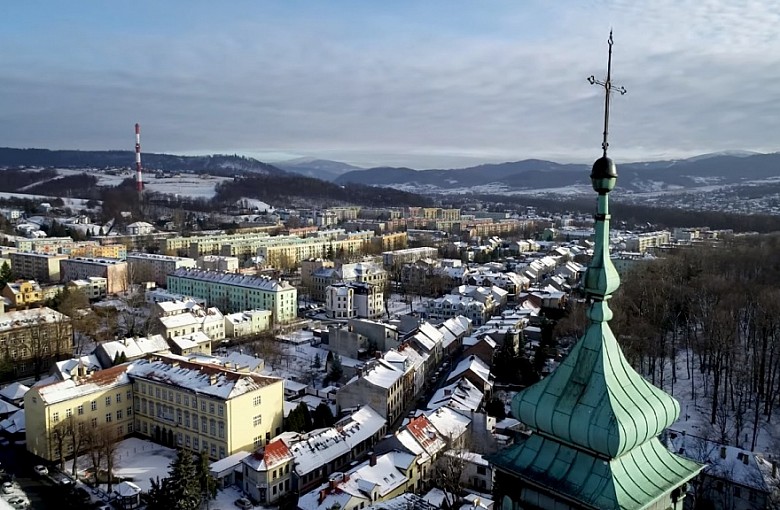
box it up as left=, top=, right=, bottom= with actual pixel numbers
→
left=127, top=252, right=197, bottom=287
left=0, top=307, right=72, bottom=381
left=167, top=269, right=297, bottom=323
left=9, top=252, right=68, bottom=283
left=60, top=257, right=128, bottom=294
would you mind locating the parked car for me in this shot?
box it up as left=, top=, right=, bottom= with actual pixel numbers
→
left=7, top=496, right=29, bottom=509
left=33, top=465, right=48, bottom=476
left=2, top=481, right=15, bottom=494
left=234, top=498, right=253, bottom=509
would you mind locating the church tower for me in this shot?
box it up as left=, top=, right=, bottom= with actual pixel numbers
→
left=489, top=33, right=703, bottom=510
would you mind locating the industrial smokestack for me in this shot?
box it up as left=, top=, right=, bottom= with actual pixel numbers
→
left=135, top=123, right=144, bottom=192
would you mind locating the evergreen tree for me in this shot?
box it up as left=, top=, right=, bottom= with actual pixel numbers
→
left=326, top=353, right=343, bottom=384
left=312, top=353, right=322, bottom=369
left=0, top=261, right=11, bottom=285
left=165, top=449, right=202, bottom=510
left=300, top=402, right=313, bottom=431
left=145, top=476, right=172, bottom=510
left=312, top=402, right=335, bottom=429
left=485, top=397, right=507, bottom=420
left=197, top=454, right=218, bottom=509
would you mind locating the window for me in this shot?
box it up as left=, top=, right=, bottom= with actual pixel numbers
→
left=201, top=416, right=207, bottom=433
left=218, top=421, right=225, bottom=439
left=116, top=392, right=122, bottom=403
left=126, top=390, right=132, bottom=401
left=184, top=396, right=189, bottom=406
left=253, top=396, right=262, bottom=406
left=218, top=405, right=224, bottom=417
left=106, top=413, right=112, bottom=423
left=91, top=400, right=97, bottom=411
left=185, top=412, right=191, bottom=428
left=91, top=417, right=98, bottom=427
left=105, top=396, right=111, bottom=406
left=177, top=410, right=182, bottom=425
left=127, top=406, right=132, bottom=417
left=219, top=446, right=225, bottom=459
left=191, top=397, right=197, bottom=409
left=142, top=422, right=147, bottom=433
left=52, top=412, right=59, bottom=423
left=210, top=444, right=216, bottom=457
left=156, top=388, right=161, bottom=399
left=176, top=393, right=181, bottom=404
left=210, top=419, right=216, bottom=436
left=185, top=435, right=191, bottom=447
left=477, top=466, right=487, bottom=475
left=65, top=408, right=72, bottom=418
left=201, top=401, right=206, bottom=412
left=117, top=425, right=123, bottom=435
left=209, top=403, right=215, bottom=415
left=116, top=409, right=123, bottom=420
left=141, top=383, right=146, bottom=394
left=193, top=413, right=198, bottom=429
left=253, top=436, right=262, bottom=448
left=253, top=415, right=262, bottom=427
left=127, top=422, right=133, bottom=433
left=77, top=405, right=84, bottom=416
left=141, top=400, right=147, bottom=414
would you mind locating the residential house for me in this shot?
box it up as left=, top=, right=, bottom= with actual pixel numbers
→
left=337, top=360, right=406, bottom=423
left=224, top=310, right=272, bottom=338
left=93, top=335, right=171, bottom=368
left=446, top=356, right=493, bottom=396
left=67, top=277, right=108, bottom=300
left=168, top=331, right=212, bottom=356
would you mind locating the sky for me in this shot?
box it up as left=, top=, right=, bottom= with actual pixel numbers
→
left=2, top=1, right=780, bottom=169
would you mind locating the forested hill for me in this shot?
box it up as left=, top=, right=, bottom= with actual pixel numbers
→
left=214, top=174, right=432, bottom=208
left=0, top=148, right=283, bottom=176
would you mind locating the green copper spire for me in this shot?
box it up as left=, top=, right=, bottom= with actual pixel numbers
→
left=490, top=32, right=703, bottom=510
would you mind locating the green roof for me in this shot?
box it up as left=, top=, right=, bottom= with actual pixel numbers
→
left=490, top=434, right=702, bottom=510
left=512, top=306, right=681, bottom=458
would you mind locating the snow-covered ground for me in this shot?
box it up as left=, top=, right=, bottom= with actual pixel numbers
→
left=656, top=350, right=779, bottom=454
left=55, top=168, right=232, bottom=198
left=66, top=437, right=176, bottom=493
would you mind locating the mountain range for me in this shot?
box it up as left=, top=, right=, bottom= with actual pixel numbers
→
left=1, top=147, right=778, bottom=195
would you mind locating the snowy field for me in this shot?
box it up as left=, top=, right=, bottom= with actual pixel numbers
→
left=56, top=168, right=232, bottom=198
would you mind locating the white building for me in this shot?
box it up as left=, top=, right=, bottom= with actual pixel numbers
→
left=224, top=310, right=272, bottom=338
left=66, top=276, right=107, bottom=300
left=158, top=305, right=225, bottom=342
left=125, top=221, right=155, bottom=236
left=197, top=255, right=239, bottom=273
left=325, top=282, right=383, bottom=320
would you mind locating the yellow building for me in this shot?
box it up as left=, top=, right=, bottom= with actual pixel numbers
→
left=131, top=356, right=284, bottom=460
left=70, top=243, right=128, bottom=260
left=25, top=364, right=135, bottom=462
left=1, top=280, right=44, bottom=308
left=25, top=355, right=285, bottom=463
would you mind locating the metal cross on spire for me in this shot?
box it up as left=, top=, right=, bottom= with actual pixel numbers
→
left=587, top=30, right=627, bottom=157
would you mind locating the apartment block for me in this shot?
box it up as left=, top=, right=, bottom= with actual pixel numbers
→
left=0, top=307, right=73, bottom=381
left=127, top=252, right=197, bottom=286
left=70, top=243, right=127, bottom=260
left=167, top=269, right=297, bottom=323
left=197, top=255, right=239, bottom=273
left=60, top=257, right=128, bottom=294
left=9, top=252, right=68, bottom=283
left=325, top=282, right=383, bottom=320
left=67, top=277, right=108, bottom=300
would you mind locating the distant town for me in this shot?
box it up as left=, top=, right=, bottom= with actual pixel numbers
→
left=0, top=175, right=776, bottom=510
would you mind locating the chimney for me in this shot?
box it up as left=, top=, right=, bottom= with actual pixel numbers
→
left=742, top=453, right=749, bottom=465
left=720, top=446, right=727, bottom=459
left=329, top=478, right=338, bottom=490
left=369, top=451, right=377, bottom=467
left=772, top=461, right=777, bottom=478
left=318, top=489, right=328, bottom=504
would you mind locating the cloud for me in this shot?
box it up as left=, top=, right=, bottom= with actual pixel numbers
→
left=1, top=0, right=779, bottom=168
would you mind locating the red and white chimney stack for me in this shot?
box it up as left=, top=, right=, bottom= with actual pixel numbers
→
left=135, top=123, right=144, bottom=192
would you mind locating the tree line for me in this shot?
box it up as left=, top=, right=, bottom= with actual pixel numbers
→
left=602, top=234, right=780, bottom=450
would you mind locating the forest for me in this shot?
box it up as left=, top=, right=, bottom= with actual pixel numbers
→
left=558, top=234, right=780, bottom=451
left=213, top=174, right=432, bottom=208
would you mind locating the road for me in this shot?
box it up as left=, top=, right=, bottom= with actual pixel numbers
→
left=0, top=443, right=64, bottom=510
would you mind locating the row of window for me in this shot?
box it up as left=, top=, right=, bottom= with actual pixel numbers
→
left=52, top=406, right=132, bottom=424
left=136, top=420, right=226, bottom=459
left=138, top=383, right=225, bottom=416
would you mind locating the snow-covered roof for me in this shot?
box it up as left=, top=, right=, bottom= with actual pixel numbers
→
left=367, top=493, right=439, bottom=510
left=0, top=307, right=69, bottom=333
left=447, top=356, right=492, bottom=386
left=270, top=405, right=385, bottom=477
left=210, top=451, right=251, bottom=476
left=243, top=438, right=293, bottom=471
left=168, top=331, right=211, bottom=350
left=0, top=400, right=19, bottom=415
left=352, top=359, right=403, bottom=390
left=95, top=335, right=170, bottom=364
left=0, top=409, right=25, bottom=434
left=35, top=364, right=132, bottom=405
left=425, top=406, right=471, bottom=440
left=0, top=381, right=30, bottom=402
left=131, top=356, right=281, bottom=400
left=53, top=355, right=102, bottom=381
left=169, top=268, right=294, bottom=292
left=396, top=415, right=446, bottom=463
left=298, top=453, right=409, bottom=510
left=426, top=377, right=483, bottom=413
left=113, top=481, right=142, bottom=497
